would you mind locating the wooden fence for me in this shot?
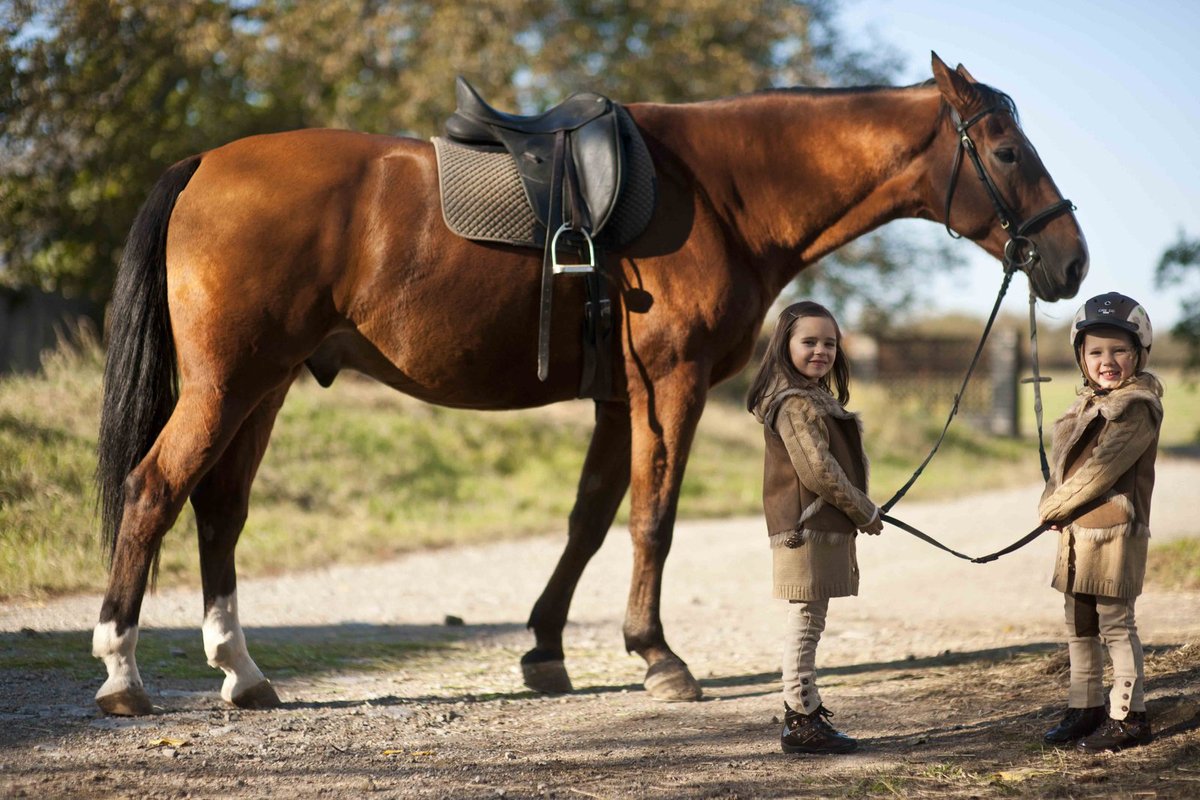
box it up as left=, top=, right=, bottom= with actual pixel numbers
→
left=850, top=330, right=1023, bottom=436
left=0, top=287, right=101, bottom=375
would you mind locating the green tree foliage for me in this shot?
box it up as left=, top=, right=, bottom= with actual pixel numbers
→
left=1155, top=231, right=1200, bottom=368
left=2, top=0, right=922, bottom=309
left=1, top=1, right=298, bottom=297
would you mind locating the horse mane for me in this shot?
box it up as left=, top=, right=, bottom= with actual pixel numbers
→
left=746, top=77, right=1021, bottom=124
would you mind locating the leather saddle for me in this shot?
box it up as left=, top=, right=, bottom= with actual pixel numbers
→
left=444, top=76, right=624, bottom=249
left=443, top=77, right=641, bottom=391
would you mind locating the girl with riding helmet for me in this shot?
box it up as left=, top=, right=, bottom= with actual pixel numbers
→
left=747, top=301, right=883, bottom=755
left=1038, top=292, right=1163, bottom=753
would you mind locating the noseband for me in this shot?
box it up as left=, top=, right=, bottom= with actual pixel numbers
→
left=943, top=106, right=1076, bottom=271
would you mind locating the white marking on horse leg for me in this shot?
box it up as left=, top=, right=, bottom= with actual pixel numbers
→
left=92, top=621, right=144, bottom=698
left=202, top=591, right=267, bottom=703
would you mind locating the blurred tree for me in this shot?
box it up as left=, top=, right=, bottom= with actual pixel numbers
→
left=1155, top=231, right=1200, bottom=369
left=786, top=229, right=965, bottom=334
left=1, top=1, right=296, bottom=298
left=2, top=0, right=942, bottom=315
left=517, top=0, right=898, bottom=101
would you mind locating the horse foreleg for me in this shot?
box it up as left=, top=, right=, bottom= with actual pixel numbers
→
left=93, top=388, right=256, bottom=715
left=625, top=366, right=707, bottom=702
left=191, top=379, right=294, bottom=709
left=522, top=400, right=632, bottom=693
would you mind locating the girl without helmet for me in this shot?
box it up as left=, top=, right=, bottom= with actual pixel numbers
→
left=747, top=301, right=883, bottom=755
left=1039, top=292, right=1163, bottom=753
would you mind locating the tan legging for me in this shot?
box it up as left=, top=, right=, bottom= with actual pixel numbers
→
left=1064, top=591, right=1145, bottom=720
left=782, top=598, right=828, bottom=714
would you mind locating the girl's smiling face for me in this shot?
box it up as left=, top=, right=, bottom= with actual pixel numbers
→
left=1082, top=330, right=1138, bottom=389
left=789, top=315, right=839, bottom=381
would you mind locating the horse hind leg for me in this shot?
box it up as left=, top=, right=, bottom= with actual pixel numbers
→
left=93, top=385, right=266, bottom=715
left=191, top=378, right=295, bottom=709
left=522, top=401, right=632, bottom=693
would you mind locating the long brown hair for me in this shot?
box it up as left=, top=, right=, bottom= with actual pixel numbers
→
left=746, top=301, right=852, bottom=411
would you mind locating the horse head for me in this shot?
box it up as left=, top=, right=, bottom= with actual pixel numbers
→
left=930, top=53, right=1088, bottom=302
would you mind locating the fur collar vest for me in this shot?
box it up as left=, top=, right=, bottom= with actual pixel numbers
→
left=1050, top=372, right=1164, bottom=480
left=752, top=373, right=857, bottom=431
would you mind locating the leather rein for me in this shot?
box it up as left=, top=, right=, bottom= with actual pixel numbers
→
left=879, top=103, right=1077, bottom=563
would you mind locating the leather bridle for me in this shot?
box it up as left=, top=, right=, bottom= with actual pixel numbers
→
left=874, top=101, right=1079, bottom=564
left=943, top=105, right=1076, bottom=272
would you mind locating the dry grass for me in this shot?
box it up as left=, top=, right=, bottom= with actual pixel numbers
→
left=1148, top=539, right=1200, bottom=590
left=3, top=340, right=1193, bottom=602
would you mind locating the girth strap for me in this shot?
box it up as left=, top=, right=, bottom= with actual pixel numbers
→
left=538, top=132, right=608, bottom=390
left=579, top=270, right=613, bottom=400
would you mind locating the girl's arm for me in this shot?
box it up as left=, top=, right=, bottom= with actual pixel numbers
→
left=776, top=403, right=877, bottom=527
left=1037, top=403, right=1157, bottom=524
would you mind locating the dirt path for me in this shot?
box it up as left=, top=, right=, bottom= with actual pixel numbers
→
left=3, top=460, right=1199, bottom=798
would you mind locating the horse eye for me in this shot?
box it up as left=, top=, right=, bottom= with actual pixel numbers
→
left=995, top=148, right=1017, bottom=164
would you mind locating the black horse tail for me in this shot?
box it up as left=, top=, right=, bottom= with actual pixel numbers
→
left=96, top=154, right=202, bottom=562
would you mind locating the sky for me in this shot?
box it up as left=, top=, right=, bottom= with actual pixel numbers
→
left=837, top=0, right=1200, bottom=330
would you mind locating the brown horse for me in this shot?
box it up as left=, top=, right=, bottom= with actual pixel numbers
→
left=92, top=54, right=1086, bottom=715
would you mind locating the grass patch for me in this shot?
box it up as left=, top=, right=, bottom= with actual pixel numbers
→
left=4, top=340, right=1197, bottom=602
left=1019, top=368, right=1200, bottom=445
left=1147, top=538, right=1200, bottom=590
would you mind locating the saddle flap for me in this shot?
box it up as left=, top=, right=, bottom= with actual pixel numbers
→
left=571, top=114, right=622, bottom=232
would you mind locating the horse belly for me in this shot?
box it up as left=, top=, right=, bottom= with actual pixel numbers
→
left=341, top=250, right=593, bottom=409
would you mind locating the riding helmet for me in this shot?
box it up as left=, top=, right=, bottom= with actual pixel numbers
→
left=1070, top=291, right=1153, bottom=369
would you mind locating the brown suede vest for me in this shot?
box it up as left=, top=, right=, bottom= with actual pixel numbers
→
left=762, top=414, right=867, bottom=537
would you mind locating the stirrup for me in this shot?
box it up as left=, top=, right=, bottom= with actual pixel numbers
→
left=550, top=224, right=596, bottom=275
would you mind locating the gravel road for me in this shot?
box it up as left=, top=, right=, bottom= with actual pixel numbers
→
left=2, top=459, right=1198, bottom=798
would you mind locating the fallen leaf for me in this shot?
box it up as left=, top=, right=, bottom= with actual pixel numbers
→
left=993, top=767, right=1053, bottom=782
left=146, top=737, right=188, bottom=749
left=381, top=749, right=405, bottom=756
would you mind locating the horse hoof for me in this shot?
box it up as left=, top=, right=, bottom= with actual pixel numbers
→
left=644, top=658, right=703, bottom=702
left=96, top=685, right=154, bottom=716
left=230, top=679, right=282, bottom=709
left=521, top=660, right=574, bottom=694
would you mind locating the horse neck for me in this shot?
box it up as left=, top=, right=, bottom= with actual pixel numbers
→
left=640, top=86, right=945, bottom=296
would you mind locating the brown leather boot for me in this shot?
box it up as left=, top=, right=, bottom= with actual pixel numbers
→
left=1077, top=712, right=1153, bottom=753
left=1043, top=706, right=1106, bottom=744
left=780, top=703, right=857, bottom=754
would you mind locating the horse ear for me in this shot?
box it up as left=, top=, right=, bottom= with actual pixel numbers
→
left=931, top=51, right=980, bottom=111
left=955, top=63, right=979, bottom=83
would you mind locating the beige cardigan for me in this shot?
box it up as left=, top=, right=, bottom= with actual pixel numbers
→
left=1038, top=373, right=1163, bottom=599
left=754, top=378, right=875, bottom=600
